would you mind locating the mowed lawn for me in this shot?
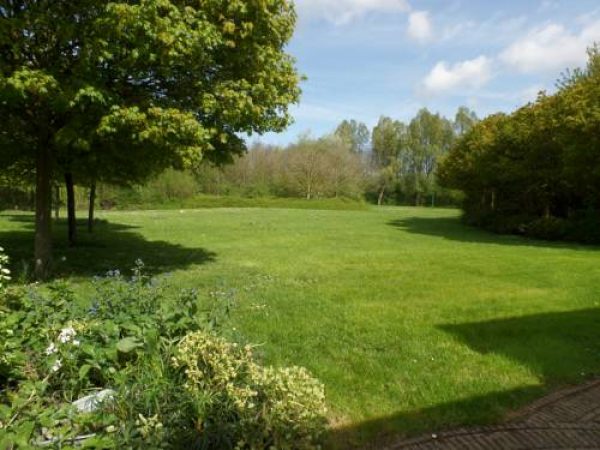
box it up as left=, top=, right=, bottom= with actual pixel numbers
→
left=2, top=206, right=600, bottom=446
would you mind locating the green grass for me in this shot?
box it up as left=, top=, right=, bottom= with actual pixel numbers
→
left=108, top=193, right=369, bottom=211
left=2, top=206, right=600, bottom=447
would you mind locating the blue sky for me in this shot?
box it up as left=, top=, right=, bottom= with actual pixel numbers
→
left=260, top=0, right=600, bottom=145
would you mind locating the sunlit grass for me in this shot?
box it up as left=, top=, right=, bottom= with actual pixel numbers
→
left=2, top=206, right=599, bottom=447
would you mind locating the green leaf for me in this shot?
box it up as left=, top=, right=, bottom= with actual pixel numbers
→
left=80, top=436, right=116, bottom=449
left=116, top=337, right=143, bottom=354
left=79, top=364, right=92, bottom=380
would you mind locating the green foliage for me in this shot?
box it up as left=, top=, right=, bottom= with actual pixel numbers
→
left=0, top=247, right=10, bottom=292
left=0, top=261, right=326, bottom=449
left=334, top=120, right=370, bottom=154
left=370, top=110, right=459, bottom=205
left=438, top=46, right=600, bottom=243
left=174, top=332, right=326, bottom=449
left=0, top=0, right=302, bottom=271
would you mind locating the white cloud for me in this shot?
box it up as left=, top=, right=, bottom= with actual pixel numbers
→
left=422, top=56, right=493, bottom=95
left=407, top=11, right=432, bottom=42
left=500, top=21, right=600, bottom=73
left=294, top=0, right=410, bottom=25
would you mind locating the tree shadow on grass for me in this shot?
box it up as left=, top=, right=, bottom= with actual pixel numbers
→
left=329, top=386, right=546, bottom=449
left=0, top=214, right=216, bottom=280
left=328, top=308, right=600, bottom=449
left=388, top=216, right=600, bottom=251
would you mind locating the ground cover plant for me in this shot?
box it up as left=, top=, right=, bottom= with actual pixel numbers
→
left=1, top=206, right=599, bottom=448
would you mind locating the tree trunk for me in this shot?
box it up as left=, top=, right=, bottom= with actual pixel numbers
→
left=65, top=172, right=77, bottom=247
left=377, top=187, right=385, bottom=206
left=88, top=181, right=96, bottom=233
left=54, top=185, right=60, bottom=220
left=35, top=148, right=53, bottom=279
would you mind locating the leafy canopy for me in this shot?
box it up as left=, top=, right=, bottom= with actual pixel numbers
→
left=0, top=0, right=302, bottom=179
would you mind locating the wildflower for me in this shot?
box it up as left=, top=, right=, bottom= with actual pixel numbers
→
left=73, top=339, right=81, bottom=346
left=58, top=327, right=76, bottom=343
left=45, top=342, right=57, bottom=355
left=51, top=359, right=62, bottom=372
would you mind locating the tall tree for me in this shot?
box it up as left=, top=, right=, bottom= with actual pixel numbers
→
left=0, top=0, right=301, bottom=278
left=454, top=106, right=479, bottom=136
left=407, top=109, right=454, bottom=205
left=287, top=135, right=328, bottom=200
left=335, top=119, right=370, bottom=153
left=371, top=117, right=405, bottom=205
left=438, top=45, right=600, bottom=242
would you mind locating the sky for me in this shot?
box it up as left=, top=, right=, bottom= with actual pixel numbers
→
left=259, top=0, right=600, bottom=146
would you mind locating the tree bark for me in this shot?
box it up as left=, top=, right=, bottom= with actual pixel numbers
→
left=378, top=187, right=385, bottom=206
left=88, top=181, right=96, bottom=233
left=54, top=185, right=60, bottom=220
left=35, top=148, right=53, bottom=279
left=65, top=172, right=77, bottom=247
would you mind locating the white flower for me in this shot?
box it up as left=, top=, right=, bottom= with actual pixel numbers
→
left=45, top=342, right=57, bottom=355
left=58, top=327, right=76, bottom=343
left=51, top=359, right=62, bottom=372
left=73, top=339, right=81, bottom=346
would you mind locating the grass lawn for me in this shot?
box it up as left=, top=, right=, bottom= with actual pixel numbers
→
left=1, top=206, right=600, bottom=447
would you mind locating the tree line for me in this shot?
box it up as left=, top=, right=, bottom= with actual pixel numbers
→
left=1, top=106, right=480, bottom=215
left=217, top=106, right=477, bottom=206
left=438, top=46, right=600, bottom=243
left=43, top=106, right=478, bottom=208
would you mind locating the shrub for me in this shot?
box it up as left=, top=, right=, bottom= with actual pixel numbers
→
left=174, top=331, right=327, bottom=450
left=0, top=262, right=327, bottom=449
left=524, top=217, right=569, bottom=241
left=0, top=247, right=10, bottom=292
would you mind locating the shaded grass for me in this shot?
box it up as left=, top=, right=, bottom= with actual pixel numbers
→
left=1, top=206, right=600, bottom=447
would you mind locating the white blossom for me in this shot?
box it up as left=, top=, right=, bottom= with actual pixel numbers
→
left=51, top=359, right=62, bottom=372
left=45, top=342, right=57, bottom=355
left=58, top=327, right=77, bottom=343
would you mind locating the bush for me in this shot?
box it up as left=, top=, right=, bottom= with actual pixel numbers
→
left=174, top=332, right=327, bottom=450
left=0, top=260, right=327, bottom=449
left=524, top=217, right=569, bottom=241
left=563, top=210, right=600, bottom=244
left=0, top=247, right=10, bottom=292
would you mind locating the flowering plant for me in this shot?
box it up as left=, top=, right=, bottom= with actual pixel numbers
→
left=0, top=246, right=10, bottom=291
left=0, top=262, right=327, bottom=449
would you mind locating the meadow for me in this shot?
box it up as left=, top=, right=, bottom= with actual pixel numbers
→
left=1, top=205, right=599, bottom=447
